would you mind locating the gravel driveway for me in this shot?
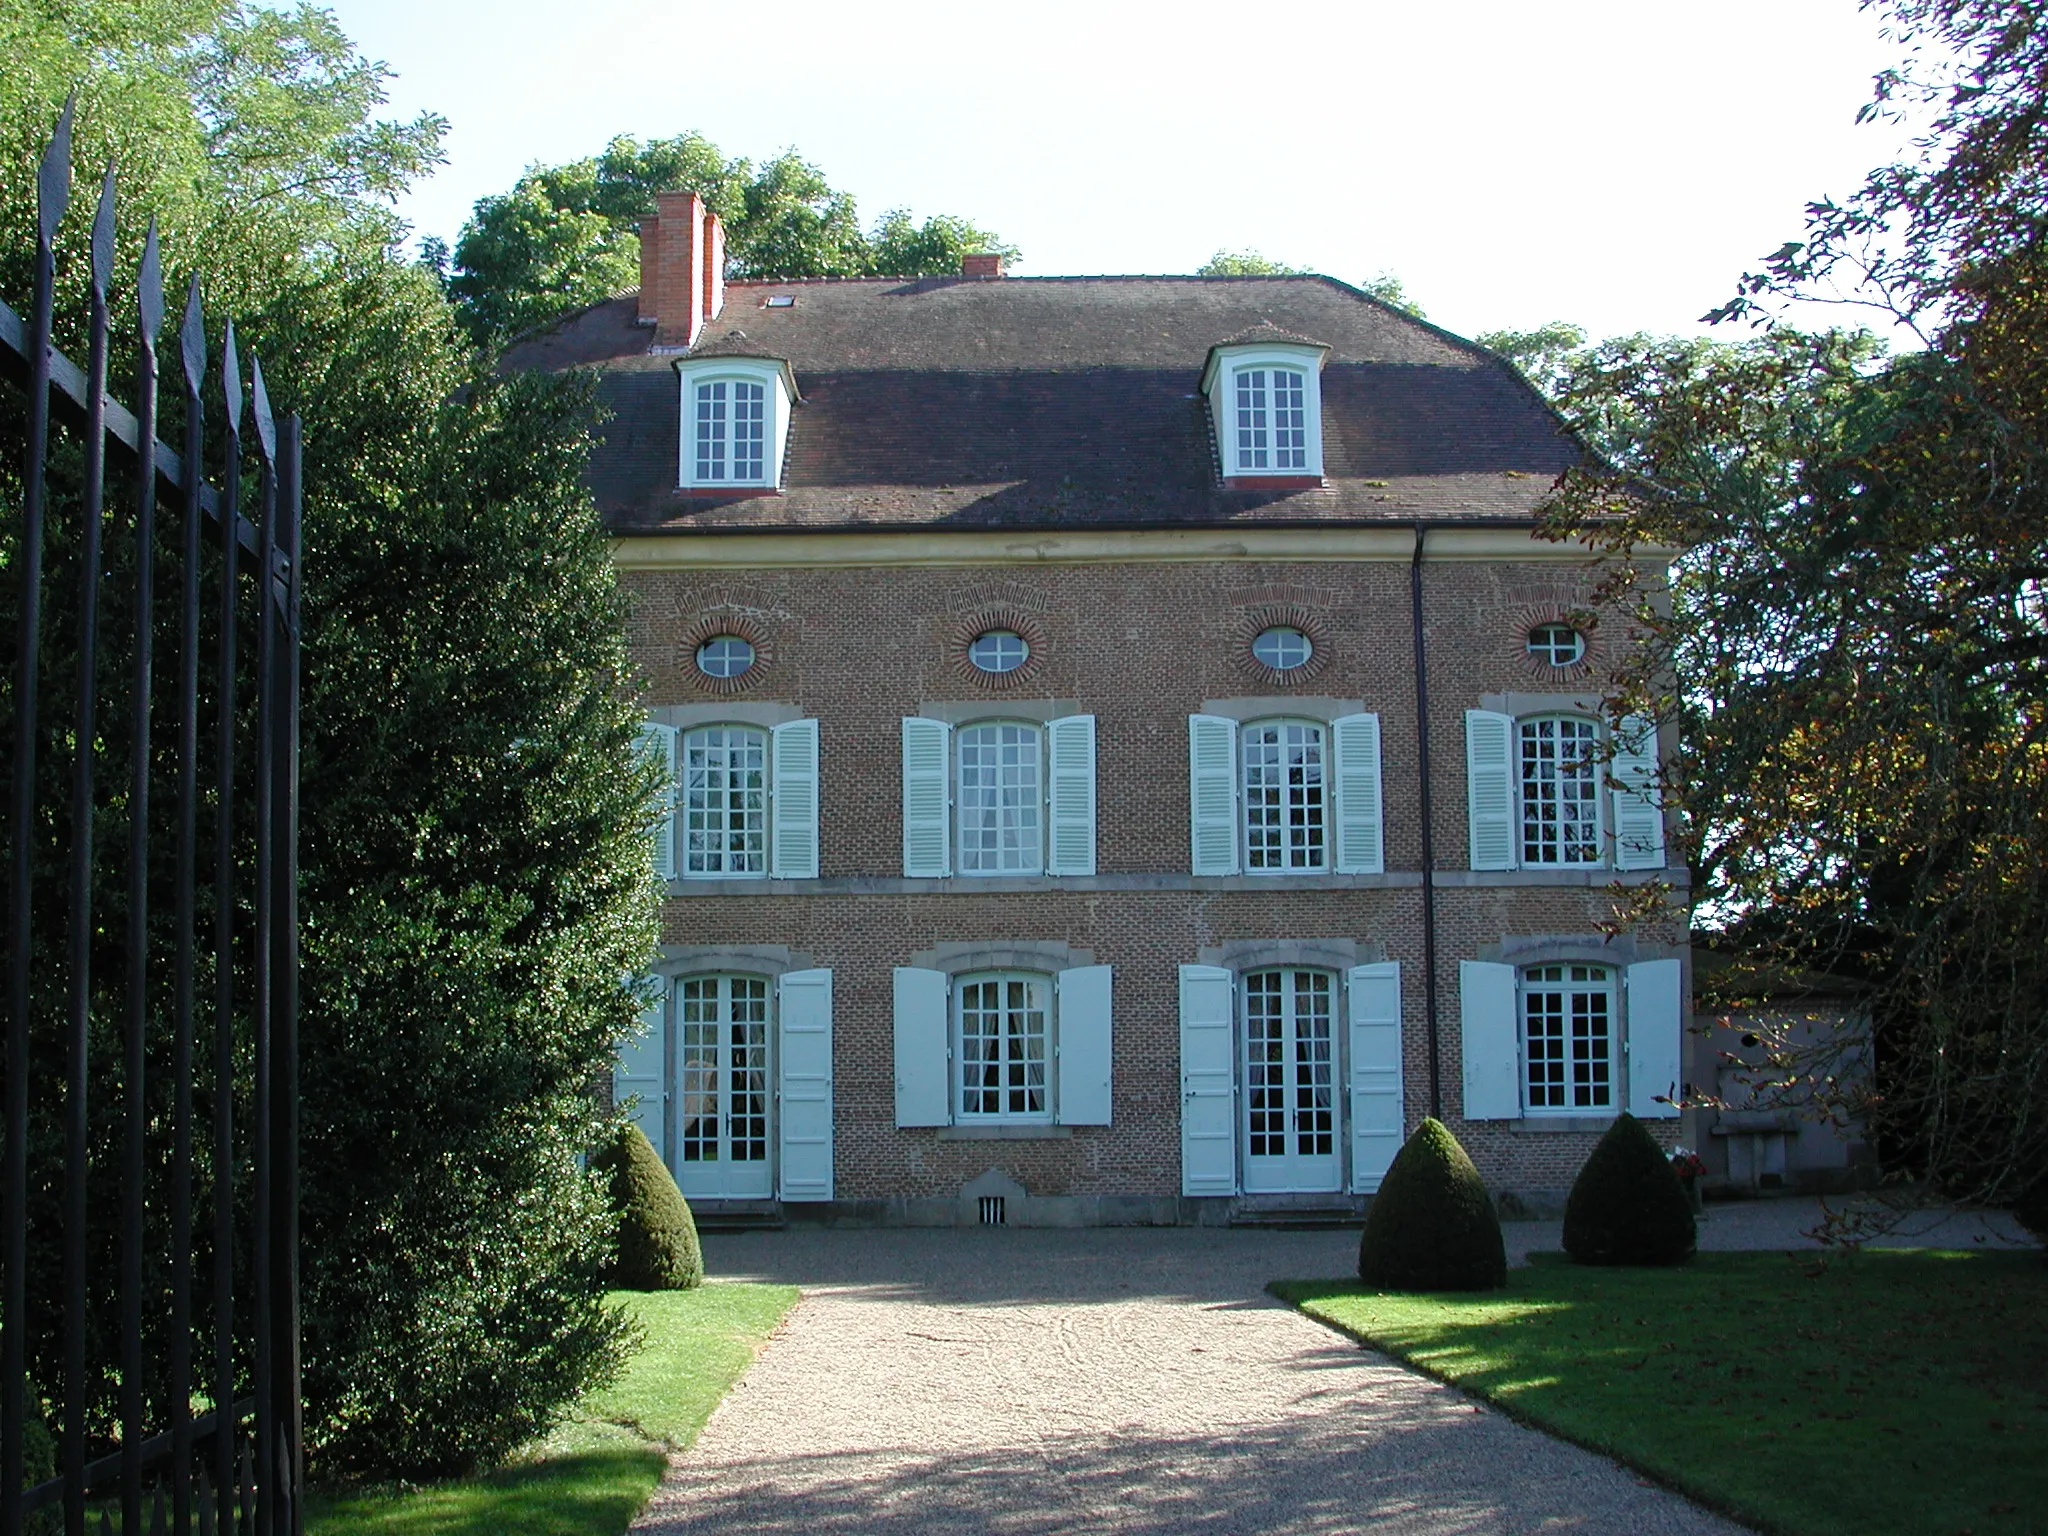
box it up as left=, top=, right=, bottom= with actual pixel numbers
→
left=633, top=1226, right=1747, bottom=1535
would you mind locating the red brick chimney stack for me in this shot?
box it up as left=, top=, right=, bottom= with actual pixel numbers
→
left=961, top=252, right=1005, bottom=280
left=638, top=191, right=726, bottom=346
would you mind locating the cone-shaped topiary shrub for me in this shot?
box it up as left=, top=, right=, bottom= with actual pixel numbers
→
left=1357, top=1117, right=1506, bottom=1291
left=1563, top=1112, right=1697, bottom=1265
left=592, top=1123, right=703, bottom=1290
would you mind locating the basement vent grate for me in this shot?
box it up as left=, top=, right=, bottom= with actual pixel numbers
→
left=978, top=1195, right=1006, bottom=1226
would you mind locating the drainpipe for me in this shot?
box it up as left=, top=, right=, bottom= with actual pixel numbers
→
left=1410, top=525, right=1444, bottom=1118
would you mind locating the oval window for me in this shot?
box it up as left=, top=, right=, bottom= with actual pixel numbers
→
left=1527, top=623, right=1586, bottom=667
left=1252, top=626, right=1313, bottom=671
left=695, top=636, right=756, bottom=678
left=968, top=630, right=1029, bottom=674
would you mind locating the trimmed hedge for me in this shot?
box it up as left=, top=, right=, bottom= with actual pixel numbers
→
left=593, top=1125, right=703, bottom=1291
left=1358, top=1118, right=1506, bottom=1291
left=1563, top=1112, right=1697, bottom=1266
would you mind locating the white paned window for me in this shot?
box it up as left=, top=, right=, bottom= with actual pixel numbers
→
left=1243, top=970, right=1336, bottom=1159
left=683, top=726, right=767, bottom=875
left=1235, top=369, right=1270, bottom=470
left=1521, top=963, right=1615, bottom=1113
left=1519, top=716, right=1602, bottom=866
left=678, top=975, right=772, bottom=1166
left=1526, top=624, right=1585, bottom=666
left=693, top=379, right=767, bottom=482
left=968, top=630, right=1029, bottom=673
left=1269, top=369, right=1307, bottom=469
left=1252, top=626, right=1312, bottom=671
left=695, top=636, right=755, bottom=678
left=957, top=722, right=1043, bottom=874
left=957, top=972, right=1051, bottom=1120
left=1243, top=721, right=1326, bottom=872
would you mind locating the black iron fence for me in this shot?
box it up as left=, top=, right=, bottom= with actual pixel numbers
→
left=1, top=103, right=303, bottom=1535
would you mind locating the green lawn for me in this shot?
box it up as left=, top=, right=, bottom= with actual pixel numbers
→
left=1275, top=1250, right=2047, bottom=1536
left=306, top=1283, right=799, bottom=1536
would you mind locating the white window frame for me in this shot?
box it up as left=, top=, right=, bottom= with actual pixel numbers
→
left=1200, top=342, right=1327, bottom=481
left=954, top=970, right=1054, bottom=1123
left=675, top=972, right=775, bottom=1170
left=955, top=720, right=1046, bottom=876
left=1241, top=967, right=1340, bottom=1163
left=681, top=723, right=769, bottom=878
left=1467, top=709, right=1665, bottom=873
left=1517, top=713, right=1605, bottom=868
left=675, top=357, right=795, bottom=490
left=1518, top=962, right=1618, bottom=1116
left=653, top=716, right=819, bottom=882
left=1241, top=718, right=1329, bottom=874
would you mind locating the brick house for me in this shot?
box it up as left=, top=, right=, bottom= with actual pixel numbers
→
left=506, top=192, right=1694, bottom=1225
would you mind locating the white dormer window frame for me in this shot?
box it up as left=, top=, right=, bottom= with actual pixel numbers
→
left=674, top=356, right=796, bottom=491
left=1200, top=342, right=1328, bottom=483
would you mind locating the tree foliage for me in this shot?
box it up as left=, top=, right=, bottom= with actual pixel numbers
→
left=448, top=132, right=1018, bottom=341
left=3, top=1, right=655, bottom=1477
left=1531, top=0, right=2048, bottom=1213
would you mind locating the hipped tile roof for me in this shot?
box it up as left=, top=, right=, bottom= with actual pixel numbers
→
left=501, top=274, right=1587, bottom=533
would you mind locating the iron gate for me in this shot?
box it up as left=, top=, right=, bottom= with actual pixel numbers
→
left=1, top=103, right=304, bottom=1535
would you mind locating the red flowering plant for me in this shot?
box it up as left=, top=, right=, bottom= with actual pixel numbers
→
left=1668, top=1147, right=1708, bottom=1180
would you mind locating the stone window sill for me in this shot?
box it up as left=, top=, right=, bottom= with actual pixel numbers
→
left=1510, top=1116, right=1618, bottom=1134
left=935, top=1124, right=1074, bottom=1141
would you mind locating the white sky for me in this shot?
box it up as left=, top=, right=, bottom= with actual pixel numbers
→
left=325, top=0, right=1916, bottom=343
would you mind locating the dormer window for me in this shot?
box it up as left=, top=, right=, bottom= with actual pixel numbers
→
left=674, top=348, right=798, bottom=493
left=1201, top=337, right=1329, bottom=486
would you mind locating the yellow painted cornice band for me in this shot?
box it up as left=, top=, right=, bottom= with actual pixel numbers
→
left=611, top=525, right=1676, bottom=570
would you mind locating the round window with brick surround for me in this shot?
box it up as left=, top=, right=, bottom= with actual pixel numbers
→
left=695, top=635, right=756, bottom=679
left=1526, top=623, right=1586, bottom=667
left=1252, top=626, right=1313, bottom=672
left=968, top=631, right=1030, bottom=674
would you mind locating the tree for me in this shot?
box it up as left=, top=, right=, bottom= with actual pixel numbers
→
left=1197, top=249, right=1301, bottom=276
left=1533, top=0, right=2048, bottom=1217
left=3, top=0, right=655, bottom=1476
left=448, top=133, right=1017, bottom=341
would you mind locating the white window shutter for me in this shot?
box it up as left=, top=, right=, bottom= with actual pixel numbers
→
left=892, top=966, right=952, bottom=1127
left=1187, top=715, right=1240, bottom=876
left=1465, top=710, right=1517, bottom=872
left=1625, top=958, right=1683, bottom=1118
left=637, top=722, right=678, bottom=881
left=1044, top=714, right=1098, bottom=877
left=900, top=717, right=952, bottom=878
left=1178, top=964, right=1238, bottom=1195
left=768, top=718, right=820, bottom=879
left=1054, top=965, right=1113, bottom=1125
left=1609, top=715, right=1667, bottom=872
left=1460, top=959, right=1521, bottom=1119
left=615, top=981, right=667, bottom=1164
left=1346, top=963, right=1403, bottom=1192
left=776, top=969, right=834, bottom=1200
left=1331, top=712, right=1385, bottom=875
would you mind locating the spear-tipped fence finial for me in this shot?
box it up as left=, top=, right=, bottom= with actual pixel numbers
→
left=180, top=275, right=206, bottom=395
left=251, top=354, right=276, bottom=465
left=38, top=92, right=75, bottom=252
left=222, top=320, right=243, bottom=434
left=90, top=161, right=116, bottom=299
left=138, top=217, right=164, bottom=347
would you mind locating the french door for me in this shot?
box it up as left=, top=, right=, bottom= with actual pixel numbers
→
left=676, top=975, right=775, bottom=1199
left=1242, top=969, right=1341, bottom=1193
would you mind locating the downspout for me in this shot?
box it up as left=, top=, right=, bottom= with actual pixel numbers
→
left=1410, top=525, right=1444, bottom=1118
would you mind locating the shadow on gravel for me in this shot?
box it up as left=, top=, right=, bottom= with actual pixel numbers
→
left=649, top=1412, right=1729, bottom=1536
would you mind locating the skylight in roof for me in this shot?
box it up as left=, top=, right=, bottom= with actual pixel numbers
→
left=764, top=295, right=796, bottom=308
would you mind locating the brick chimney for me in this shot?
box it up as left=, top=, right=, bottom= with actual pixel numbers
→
left=638, top=191, right=726, bottom=346
left=961, top=252, right=1005, bottom=280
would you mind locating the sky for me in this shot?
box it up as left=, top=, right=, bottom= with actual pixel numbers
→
left=324, top=0, right=1919, bottom=344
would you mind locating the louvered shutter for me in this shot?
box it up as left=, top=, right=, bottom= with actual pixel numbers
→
left=776, top=969, right=834, bottom=1199
left=1054, top=965, right=1112, bottom=1124
left=900, top=717, right=952, bottom=878
left=1460, top=959, right=1521, bottom=1119
left=766, top=718, right=820, bottom=879
left=1465, top=710, right=1517, bottom=872
left=1625, top=958, right=1683, bottom=1118
left=1178, top=964, right=1238, bottom=1195
left=1187, top=715, right=1240, bottom=876
left=1347, top=963, right=1403, bottom=1192
left=892, top=966, right=951, bottom=1126
left=1609, top=715, right=1666, bottom=872
left=615, top=981, right=668, bottom=1164
left=1331, top=712, right=1385, bottom=874
left=637, top=723, right=678, bottom=881
left=1044, top=714, right=1098, bottom=877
